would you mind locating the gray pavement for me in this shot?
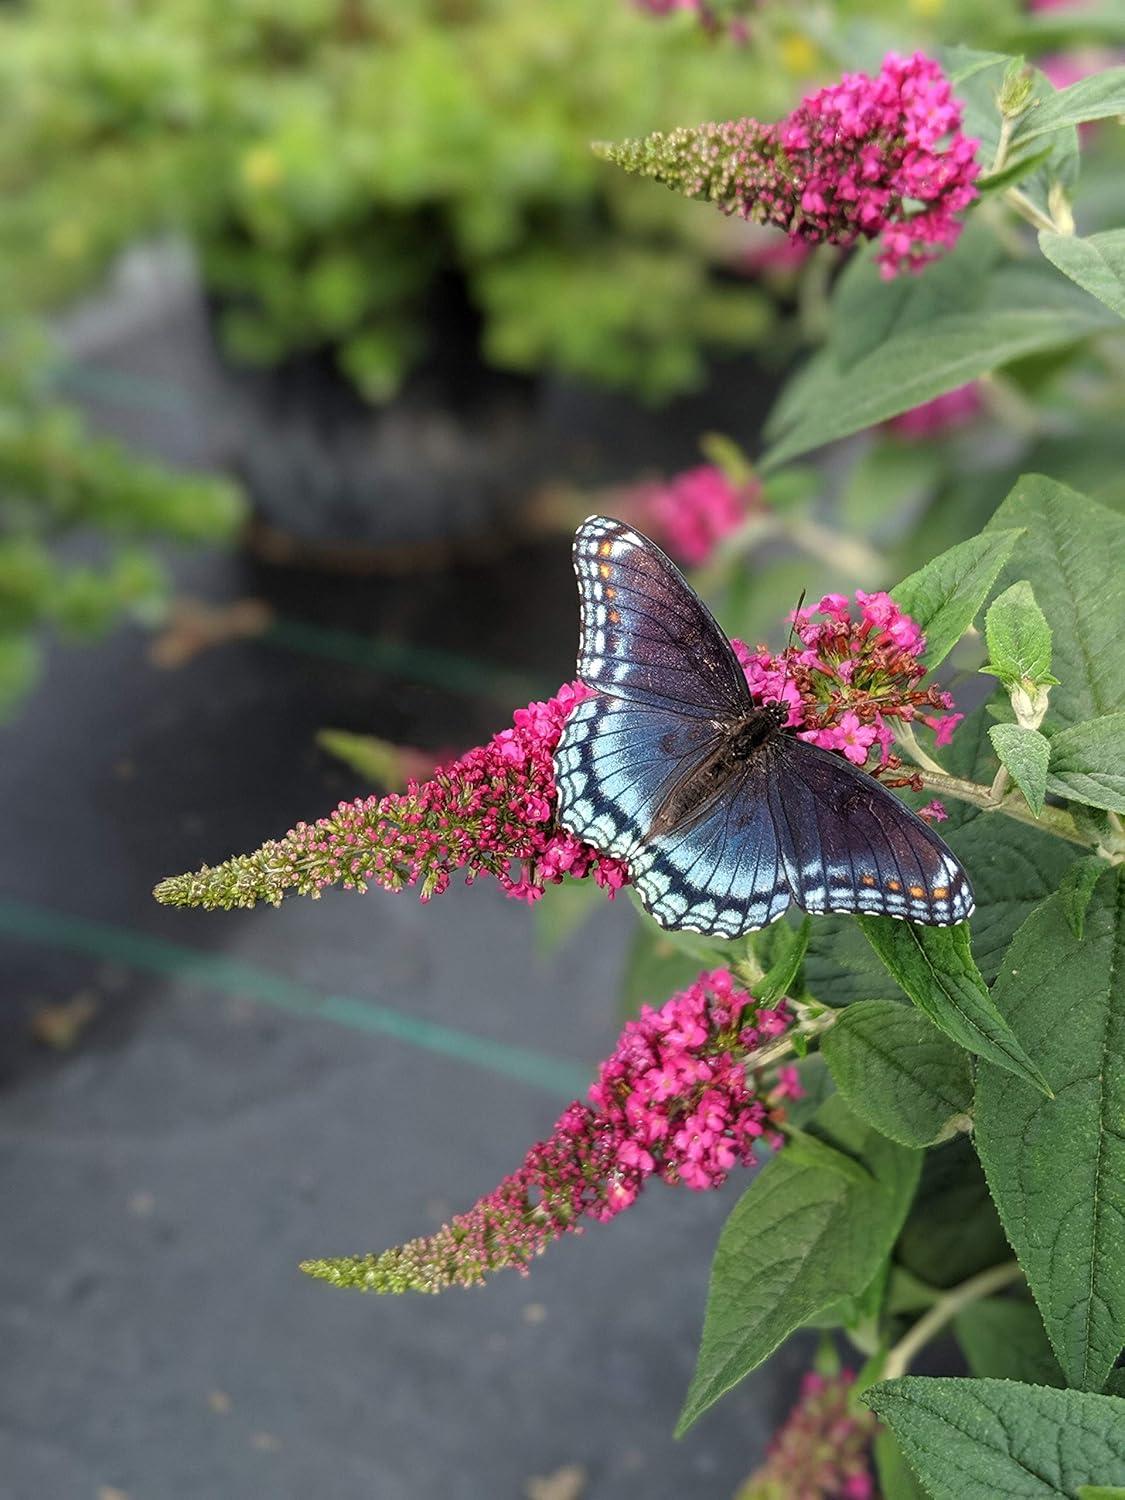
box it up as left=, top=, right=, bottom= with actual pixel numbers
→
left=0, top=543, right=809, bottom=1500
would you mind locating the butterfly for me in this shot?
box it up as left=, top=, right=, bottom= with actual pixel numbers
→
left=553, top=516, right=974, bottom=937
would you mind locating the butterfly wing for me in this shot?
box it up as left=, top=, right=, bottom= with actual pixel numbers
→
left=628, top=758, right=792, bottom=937
left=555, top=694, right=723, bottom=860
left=767, top=738, right=974, bottom=926
left=570, top=515, right=750, bottom=719
left=628, top=737, right=973, bottom=936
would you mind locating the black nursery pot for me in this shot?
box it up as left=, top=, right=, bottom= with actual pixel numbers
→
left=213, top=282, right=542, bottom=563
left=211, top=264, right=783, bottom=566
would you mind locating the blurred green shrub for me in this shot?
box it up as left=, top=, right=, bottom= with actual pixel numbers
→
left=0, top=329, right=245, bottom=717
left=0, top=0, right=850, bottom=402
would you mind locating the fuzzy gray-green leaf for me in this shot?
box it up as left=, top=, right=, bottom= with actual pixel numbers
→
left=990, top=723, right=1051, bottom=817
left=866, top=1377, right=1125, bottom=1499
left=975, top=867, right=1125, bottom=1391
left=1046, top=714, right=1125, bottom=815
left=677, top=1096, right=919, bottom=1434
left=821, top=1000, right=972, bottom=1147
left=891, top=529, right=1023, bottom=671
left=858, top=918, right=1051, bottom=1095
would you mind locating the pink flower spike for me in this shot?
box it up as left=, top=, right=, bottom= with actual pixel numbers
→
left=310, top=972, right=793, bottom=1292
left=739, top=1366, right=878, bottom=1498
left=607, top=51, right=979, bottom=277
left=919, top=798, right=949, bottom=823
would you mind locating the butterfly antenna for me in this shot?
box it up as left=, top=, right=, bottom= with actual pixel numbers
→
left=777, top=588, right=807, bottom=701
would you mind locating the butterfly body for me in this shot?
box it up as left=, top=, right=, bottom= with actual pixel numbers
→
left=647, top=704, right=787, bottom=842
left=554, top=515, right=974, bottom=937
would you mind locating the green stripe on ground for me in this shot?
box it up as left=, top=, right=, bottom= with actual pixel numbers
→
left=265, top=618, right=544, bottom=704
left=0, top=897, right=588, bottom=1099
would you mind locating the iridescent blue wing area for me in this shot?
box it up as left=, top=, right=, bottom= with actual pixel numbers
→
left=569, top=515, right=750, bottom=719
left=628, top=758, right=791, bottom=937
left=555, top=694, right=721, bottom=860
left=766, top=737, right=974, bottom=926
left=627, top=738, right=973, bottom=936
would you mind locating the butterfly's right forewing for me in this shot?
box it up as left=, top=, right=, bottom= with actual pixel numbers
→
left=571, top=516, right=750, bottom=719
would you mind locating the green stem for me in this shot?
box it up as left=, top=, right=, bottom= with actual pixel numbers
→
left=917, top=768, right=1094, bottom=848
left=881, top=1262, right=1023, bottom=1381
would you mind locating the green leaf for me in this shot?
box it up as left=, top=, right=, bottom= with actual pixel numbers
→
left=826, top=221, right=1001, bottom=373
left=759, top=267, right=1115, bottom=471
left=983, top=580, right=1055, bottom=686
left=803, top=913, right=906, bottom=1006
left=866, top=1377, right=1125, bottom=1499
left=779, top=1123, right=874, bottom=1187
left=954, top=1297, right=1066, bottom=1388
left=858, top=918, right=1052, bottom=1095
left=1078, top=1487, right=1125, bottom=1499
left=977, top=146, right=1054, bottom=196
left=988, top=478, right=1125, bottom=728
left=821, top=999, right=973, bottom=1147
left=896, top=1137, right=1012, bottom=1291
left=1046, top=715, right=1125, bottom=814
left=937, top=704, right=1081, bottom=977
left=975, top=868, right=1125, bottom=1391
left=784, top=1051, right=836, bottom=1128
left=1059, top=856, right=1111, bottom=940
left=1014, top=66, right=1125, bottom=144
left=891, top=529, right=1023, bottom=671
left=1040, top=231, right=1125, bottom=321
left=677, top=1096, right=920, bottom=1434
left=989, top=723, right=1051, bottom=817
left=875, top=1429, right=933, bottom=1500
left=755, top=916, right=809, bottom=1006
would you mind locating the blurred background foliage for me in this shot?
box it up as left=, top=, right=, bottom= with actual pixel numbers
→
left=1, top=0, right=1124, bottom=717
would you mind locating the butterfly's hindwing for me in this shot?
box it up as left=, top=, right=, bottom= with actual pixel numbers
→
left=630, top=761, right=791, bottom=937
left=768, top=739, right=974, bottom=926
left=555, top=694, right=722, bottom=860
left=572, top=516, right=750, bottom=718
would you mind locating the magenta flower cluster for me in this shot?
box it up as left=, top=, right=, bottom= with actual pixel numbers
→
left=630, top=462, right=763, bottom=566
left=153, top=683, right=628, bottom=911
left=603, top=52, right=979, bottom=277
left=301, top=971, right=795, bottom=1292
left=889, top=381, right=982, bottom=438
left=733, top=589, right=961, bottom=778
left=739, top=1369, right=877, bottom=1500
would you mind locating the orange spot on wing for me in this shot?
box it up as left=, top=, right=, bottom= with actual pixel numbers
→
left=604, top=585, right=617, bottom=599
left=909, top=884, right=925, bottom=898
left=886, top=879, right=901, bottom=892
left=861, top=874, right=876, bottom=887
left=608, top=608, right=620, bottom=624
left=932, top=885, right=949, bottom=900
left=598, top=539, right=613, bottom=557
left=599, top=563, right=612, bottom=580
